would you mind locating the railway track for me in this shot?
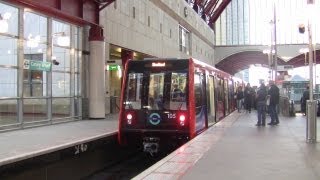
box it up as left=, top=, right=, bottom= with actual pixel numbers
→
left=85, top=149, right=172, bottom=180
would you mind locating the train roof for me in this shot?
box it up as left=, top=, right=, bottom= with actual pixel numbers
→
left=133, top=58, right=234, bottom=79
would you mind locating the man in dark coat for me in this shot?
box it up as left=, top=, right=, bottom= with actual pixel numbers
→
left=256, top=83, right=267, bottom=126
left=244, top=83, right=253, bottom=113
left=267, top=80, right=280, bottom=125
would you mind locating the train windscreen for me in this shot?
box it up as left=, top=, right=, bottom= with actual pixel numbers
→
left=124, top=61, right=188, bottom=111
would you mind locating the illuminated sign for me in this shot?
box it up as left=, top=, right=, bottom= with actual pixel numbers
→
left=106, top=65, right=121, bottom=71
left=23, top=60, right=52, bottom=72
left=152, top=62, right=166, bottom=67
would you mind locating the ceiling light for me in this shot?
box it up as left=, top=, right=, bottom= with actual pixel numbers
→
left=57, top=32, right=70, bottom=47
left=0, top=14, right=9, bottom=33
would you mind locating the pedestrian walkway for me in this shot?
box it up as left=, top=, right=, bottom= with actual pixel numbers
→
left=0, top=114, right=119, bottom=167
left=135, top=111, right=320, bottom=180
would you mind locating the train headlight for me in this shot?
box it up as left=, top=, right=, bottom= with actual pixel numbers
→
left=178, top=114, right=186, bottom=126
left=126, top=112, right=133, bottom=125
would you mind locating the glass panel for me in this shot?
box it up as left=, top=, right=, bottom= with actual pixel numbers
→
left=124, top=73, right=143, bottom=109
left=74, top=97, right=81, bottom=118
left=0, top=99, right=17, bottom=125
left=23, top=70, right=47, bottom=97
left=148, top=73, right=165, bottom=110
left=52, top=47, right=70, bottom=72
left=23, top=51, right=47, bottom=97
left=179, top=25, right=190, bottom=54
left=169, top=73, right=187, bottom=110
left=24, top=12, right=47, bottom=44
left=23, top=99, right=47, bottom=122
left=0, top=3, right=18, bottom=36
left=194, top=73, right=202, bottom=108
left=52, top=20, right=70, bottom=47
left=0, top=68, right=17, bottom=97
left=0, top=35, right=17, bottom=66
left=52, top=72, right=70, bottom=97
left=52, top=98, right=71, bottom=119
left=207, top=76, right=215, bottom=123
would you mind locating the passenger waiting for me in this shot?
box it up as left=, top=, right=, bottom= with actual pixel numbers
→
left=172, top=84, right=183, bottom=101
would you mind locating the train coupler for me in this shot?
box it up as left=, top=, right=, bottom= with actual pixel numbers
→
left=143, top=137, right=160, bottom=156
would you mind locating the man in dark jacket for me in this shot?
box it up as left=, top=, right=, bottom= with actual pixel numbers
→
left=256, top=83, right=267, bottom=126
left=244, top=83, right=253, bottom=113
left=267, top=80, right=280, bottom=125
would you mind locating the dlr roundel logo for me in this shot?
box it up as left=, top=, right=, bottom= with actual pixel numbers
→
left=148, top=113, right=161, bottom=125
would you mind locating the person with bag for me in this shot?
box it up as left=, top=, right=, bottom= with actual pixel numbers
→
left=256, top=82, right=267, bottom=126
left=267, top=80, right=280, bottom=125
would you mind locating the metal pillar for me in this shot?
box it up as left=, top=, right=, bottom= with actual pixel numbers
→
left=306, top=4, right=316, bottom=142
left=273, top=2, right=278, bottom=82
left=306, top=100, right=317, bottom=143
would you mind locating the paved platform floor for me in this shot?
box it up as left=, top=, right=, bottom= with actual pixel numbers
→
left=0, top=114, right=119, bottom=167
left=135, top=111, right=320, bottom=180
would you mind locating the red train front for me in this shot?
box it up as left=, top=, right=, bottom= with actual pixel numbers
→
left=118, top=58, right=238, bottom=155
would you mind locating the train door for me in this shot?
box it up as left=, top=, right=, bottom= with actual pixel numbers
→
left=194, top=72, right=206, bottom=132
left=224, top=79, right=229, bottom=116
left=215, top=77, right=224, bottom=120
left=228, top=79, right=234, bottom=113
left=206, top=75, right=216, bottom=125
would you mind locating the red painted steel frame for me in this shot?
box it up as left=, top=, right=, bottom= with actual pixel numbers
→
left=188, top=58, right=196, bottom=139
left=117, top=59, right=130, bottom=145
left=7, top=0, right=99, bottom=26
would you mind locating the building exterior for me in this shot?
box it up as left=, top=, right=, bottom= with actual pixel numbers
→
left=0, top=0, right=106, bottom=130
left=100, top=0, right=216, bottom=113
left=0, top=0, right=218, bottom=131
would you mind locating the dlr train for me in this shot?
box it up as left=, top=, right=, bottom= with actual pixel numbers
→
left=118, top=58, right=243, bottom=155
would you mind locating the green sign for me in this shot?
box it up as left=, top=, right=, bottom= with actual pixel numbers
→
left=24, top=60, right=52, bottom=72
left=107, top=65, right=120, bottom=71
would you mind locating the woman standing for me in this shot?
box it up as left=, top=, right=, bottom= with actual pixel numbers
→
left=244, top=83, right=253, bottom=113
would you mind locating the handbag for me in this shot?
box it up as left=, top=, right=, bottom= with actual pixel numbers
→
left=266, top=95, right=270, bottom=106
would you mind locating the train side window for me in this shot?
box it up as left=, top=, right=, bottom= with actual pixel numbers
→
left=148, top=73, right=165, bottom=110
left=124, top=73, right=143, bottom=109
left=194, top=73, right=202, bottom=109
left=169, top=72, right=187, bottom=110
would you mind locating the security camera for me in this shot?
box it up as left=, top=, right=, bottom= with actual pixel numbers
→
left=52, top=59, right=60, bottom=65
left=298, top=24, right=305, bottom=34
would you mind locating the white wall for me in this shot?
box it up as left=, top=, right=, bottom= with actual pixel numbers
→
left=100, top=0, right=215, bottom=65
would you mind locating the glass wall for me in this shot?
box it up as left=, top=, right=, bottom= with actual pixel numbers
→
left=215, top=0, right=320, bottom=46
left=0, top=1, right=82, bottom=129
left=179, top=25, right=191, bottom=55
left=0, top=2, right=18, bottom=126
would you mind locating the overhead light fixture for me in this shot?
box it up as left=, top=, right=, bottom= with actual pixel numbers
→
left=56, top=32, right=70, bottom=47
left=26, top=34, right=40, bottom=48
left=299, top=48, right=309, bottom=54
left=0, top=13, right=9, bottom=33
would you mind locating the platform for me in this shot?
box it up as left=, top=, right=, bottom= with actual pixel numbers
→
left=135, top=111, right=320, bottom=180
left=0, top=114, right=118, bottom=167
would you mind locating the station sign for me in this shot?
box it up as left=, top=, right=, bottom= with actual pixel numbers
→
left=277, top=65, right=293, bottom=72
left=23, top=60, right=52, bottom=71
left=106, top=64, right=121, bottom=71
